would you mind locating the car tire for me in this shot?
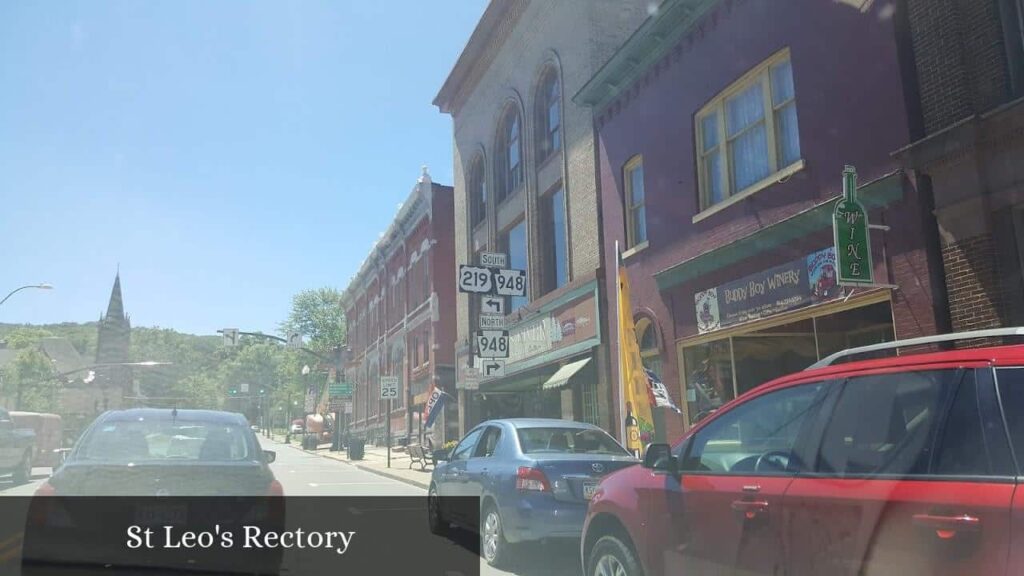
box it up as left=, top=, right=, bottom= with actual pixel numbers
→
left=12, top=450, right=31, bottom=485
left=428, top=484, right=448, bottom=536
left=481, top=503, right=513, bottom=568
left=588, top=534, right=643, bottom=576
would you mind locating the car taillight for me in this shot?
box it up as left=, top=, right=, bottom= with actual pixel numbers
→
left=33, top=481, right=57, bottom=496
left=268, top=479, right=284, bottom=496
left=516, top=467, right=550, bottom=492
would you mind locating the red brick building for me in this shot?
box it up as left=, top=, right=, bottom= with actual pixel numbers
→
left=341, top=168, right=457, bottom=445
left=576, top=0, right=947, bottom=441
left=895, top=0, right=1024, bottom=334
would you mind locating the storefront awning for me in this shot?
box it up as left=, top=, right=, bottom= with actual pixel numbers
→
left=654, top=170, right=906, bottom=292
left=542, top=358, right=592, bottom=390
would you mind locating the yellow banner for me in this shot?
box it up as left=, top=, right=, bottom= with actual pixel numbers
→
left=618, top=268, right=654, bottom=456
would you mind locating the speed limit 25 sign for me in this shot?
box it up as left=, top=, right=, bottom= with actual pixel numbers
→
left=475, top=330, right=510, bottom=359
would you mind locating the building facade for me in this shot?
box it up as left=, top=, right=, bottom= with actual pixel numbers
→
left=434, top=0, right=650, bottom=436
left=896, top=0, right=1024, bottom=334
left=577, top=0, right=947, bottom=440
left=342, top=169, right=457, bottom=445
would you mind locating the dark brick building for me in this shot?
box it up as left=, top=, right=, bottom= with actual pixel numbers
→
left=576, top=0, right=947, bottom=440
left=341, top=169, right=457, bottom=445
left=895, top=0, right=1024, bottom=334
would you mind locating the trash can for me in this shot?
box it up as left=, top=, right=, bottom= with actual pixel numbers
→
left=302, top=434, right=317, bottom=450
left=348, top=438, right=365, bottom=461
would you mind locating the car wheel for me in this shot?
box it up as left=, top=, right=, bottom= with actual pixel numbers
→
left=588, top=534, right=643, bottom=576
left=12, top=450, right=31, bottom=485
left=427, top=485, right=447, bottom=535
left=481, top=503, right=512, bottom=568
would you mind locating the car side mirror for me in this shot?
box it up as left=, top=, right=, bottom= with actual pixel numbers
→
left=643, top=443, right=678, bottom=475
left=263, top=450, right=276, bottom=464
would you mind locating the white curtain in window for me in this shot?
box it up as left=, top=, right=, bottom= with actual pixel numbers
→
left=727, top=84, right=770, bottom=192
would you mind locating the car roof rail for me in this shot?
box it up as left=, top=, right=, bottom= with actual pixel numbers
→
left=807, top=327, right=1024, bottom=370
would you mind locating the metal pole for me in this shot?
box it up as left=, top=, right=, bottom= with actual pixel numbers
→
left=387, top=398, right=392, bottom=468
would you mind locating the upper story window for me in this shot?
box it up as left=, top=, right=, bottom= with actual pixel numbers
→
left=501, top=220, right=529, bottom=311
left=540, top=186, right=568, bottom=294
left=623, top=156, right=647, bottom=248
left=536, top=68, right=561, bottom=162
left=495, top=107, right=523, bottom=204
left=469, top=155, right=486, bottom=228
left=696, top=50, right=801, bottom=210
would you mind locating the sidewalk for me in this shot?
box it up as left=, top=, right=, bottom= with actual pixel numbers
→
left=267, top=433, right=434, bottom=490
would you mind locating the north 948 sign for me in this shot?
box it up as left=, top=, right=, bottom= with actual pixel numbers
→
left=476, top=330, right=509, bottom=359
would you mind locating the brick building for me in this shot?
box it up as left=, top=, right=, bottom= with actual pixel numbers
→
left=433, top=0, right=649, bottom=437
left=895, top=0, right=1024, bottom=334
left=341, top=169, right=457, bottom=445
left=576, top=0, right=947, bottom=440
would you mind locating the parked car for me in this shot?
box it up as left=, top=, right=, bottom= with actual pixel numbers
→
left=35, top=408, right=282, bottom=496
left=11, top=412, right=63, bottom=468
left=581, top=328, right=1024, bottom=576
left=0, top=407, right=36, bottom=484
left=290, top=423, right=304, bottom=434
left=428, top=418, right=638, bottom=568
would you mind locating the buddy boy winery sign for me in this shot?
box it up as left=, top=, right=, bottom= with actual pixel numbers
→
left=695, top=247, right=840, bottom=334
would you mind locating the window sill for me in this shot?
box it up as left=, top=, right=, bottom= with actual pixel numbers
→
left=692, top=159, right=806, bottom=224
left=622, top=241, right=649, bottom=260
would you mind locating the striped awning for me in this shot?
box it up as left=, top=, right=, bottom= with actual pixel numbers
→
left=542, top=358, right=592, bottom=390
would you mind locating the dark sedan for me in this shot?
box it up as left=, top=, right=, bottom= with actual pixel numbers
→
left=428, top=418, right=638, bottom=568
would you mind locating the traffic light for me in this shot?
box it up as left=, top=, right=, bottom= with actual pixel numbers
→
left=259, top=388, right=266, bottom=396
left=229, top=387, right=238, bottom=396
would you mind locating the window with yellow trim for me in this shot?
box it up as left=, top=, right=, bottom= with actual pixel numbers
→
left=696, top=50, right=801, bottom=210
left=623, top=156, right=647, bottom=249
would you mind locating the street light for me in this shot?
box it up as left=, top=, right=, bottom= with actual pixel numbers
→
left=0, top=283, right=54, bottom=307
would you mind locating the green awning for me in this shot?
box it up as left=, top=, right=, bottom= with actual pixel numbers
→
left=654, top=170, right=906, bottom=291
left=542, top=358, right=592, bottom=390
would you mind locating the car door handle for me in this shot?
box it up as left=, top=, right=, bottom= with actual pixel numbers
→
left=912, top=513, right=981, bottom=539
left=731, top=500, right=769, bottom=520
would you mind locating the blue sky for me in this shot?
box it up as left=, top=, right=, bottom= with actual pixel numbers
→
left=0, top=0, right=487, bottom=336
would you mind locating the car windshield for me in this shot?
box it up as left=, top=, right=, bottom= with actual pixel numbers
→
left=516, top=427, right=629, bottom=455
left=79, top=420, right=252, bottom=462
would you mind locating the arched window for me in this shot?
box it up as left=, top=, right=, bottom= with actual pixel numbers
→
left=636, top=317, right=662, bottom=379
left=495, top=107, right=523, bottom=203
left=536, top=68, right=561, bottom=161
left=469, top=155, right=486, bottom=227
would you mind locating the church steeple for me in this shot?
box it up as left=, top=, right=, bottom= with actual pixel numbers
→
left=104, top=273, right=125, bottom=321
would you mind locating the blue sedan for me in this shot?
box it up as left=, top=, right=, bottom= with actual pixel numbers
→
left=427, top=418, right=638, bottom=568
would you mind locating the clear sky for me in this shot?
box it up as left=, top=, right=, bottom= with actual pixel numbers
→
left=0, top=0, right=487, bottom=336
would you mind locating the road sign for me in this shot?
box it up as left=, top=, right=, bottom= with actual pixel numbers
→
left=833, top=166, right=874, bottom=285
left=480, top=359, right=506, bottom=378
left=476, top=330, right=510, bottom=359
left=479, top=252, right=507, bottom=268
left=329, top=382, right=353, bottom=397
left=479, top=313, right=505, bottom=330
left=344, top=401, right=353, bottom=415
left=493, top=269, right=527, bottom=297
left=458, top=265, right=494, bottom=294
left=380, top=376, right=400, bottom=400
left=287, top=333, right=303, bottom=349
left=240, top=383, right=249, bottom=393
left=222, top=328, right=239, bottom=347
left=481, top=296, right=505, bottom=315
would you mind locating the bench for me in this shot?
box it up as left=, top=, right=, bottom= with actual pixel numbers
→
left=407, top=445, right=436, bottom=470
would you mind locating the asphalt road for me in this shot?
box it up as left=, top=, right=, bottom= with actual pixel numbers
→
left=0, top=437, right=581, bottom=576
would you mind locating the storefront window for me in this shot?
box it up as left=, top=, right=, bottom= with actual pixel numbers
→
left=683, top=339, right=734, bottom=426
left=815, top=302, right=895, bottom=359
left=733, top=319, right=816, bottom=396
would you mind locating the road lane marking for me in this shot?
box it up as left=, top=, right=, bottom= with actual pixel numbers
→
left=307, top=482, right=397, bottom=487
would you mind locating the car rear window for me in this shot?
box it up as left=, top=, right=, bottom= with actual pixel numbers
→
left=79, top=420, right=252, bottom=462
left=516, top=427, right=629, bottom=455
left=997, top=367, right=1024, bottom=470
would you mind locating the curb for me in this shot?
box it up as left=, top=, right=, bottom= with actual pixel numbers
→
left=271, top=438, right=430, bottom=490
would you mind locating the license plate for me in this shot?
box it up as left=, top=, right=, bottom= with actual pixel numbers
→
left=583, top=483, right=598, bottom=500
left=134, top=504, right=187, bottom=526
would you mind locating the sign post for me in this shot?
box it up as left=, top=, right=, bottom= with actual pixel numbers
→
left=833, top=166, right=874, bottom=286
left=380, top=376, right=399, bottom=468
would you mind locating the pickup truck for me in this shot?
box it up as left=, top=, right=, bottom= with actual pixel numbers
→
left=0, top=407, right=36, bottom=484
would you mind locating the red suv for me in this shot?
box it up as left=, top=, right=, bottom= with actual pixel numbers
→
left=581, top=329, right=1024, bottom=576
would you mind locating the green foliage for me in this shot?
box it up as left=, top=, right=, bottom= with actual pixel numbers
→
left=1, top=348, right=59, bottom=411
left=279, top=288, right=346, bottom=352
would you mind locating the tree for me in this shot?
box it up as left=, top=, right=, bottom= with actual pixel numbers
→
left=1, top=348, right=58, bottom=411
left=279, top=288, right=346, bottom=353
